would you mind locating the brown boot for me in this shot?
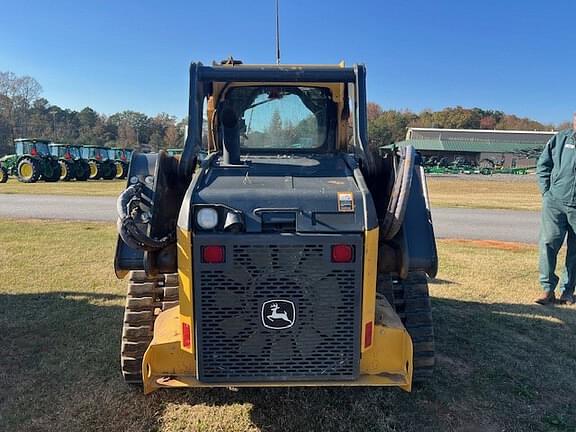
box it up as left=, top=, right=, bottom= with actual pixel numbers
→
left=535, top=291, right=556, bottom=305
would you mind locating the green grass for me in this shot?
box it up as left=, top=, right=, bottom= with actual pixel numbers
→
left=1, top=219, right=574, bottom=431
left=0, top=176, right=124, bottom=196
left=427, top=176, right=541, bottom=211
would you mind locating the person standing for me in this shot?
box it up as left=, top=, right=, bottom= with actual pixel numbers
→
left=535, top=113, right=576, bottom=305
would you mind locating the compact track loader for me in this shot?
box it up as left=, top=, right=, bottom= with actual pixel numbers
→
left=114, top=61, right=438, bottom=394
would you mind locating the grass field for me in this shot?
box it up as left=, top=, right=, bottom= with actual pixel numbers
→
left=1, top=219, right=574, bottom=431
left=427, top=176, right=541, bottom=211
left=0, top=177, right=125, bottom=196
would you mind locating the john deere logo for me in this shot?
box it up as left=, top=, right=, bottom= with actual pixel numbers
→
left=262, top=300, right=295, bottom=330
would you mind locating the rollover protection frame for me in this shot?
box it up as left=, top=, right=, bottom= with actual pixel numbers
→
left=178, top=63, right=376, bottom=182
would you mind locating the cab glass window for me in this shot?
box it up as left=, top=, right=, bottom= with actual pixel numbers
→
left=35, top=142, right=49, bottom=155
left=220, top=86, right=333, bottom=152
left=69, top=147, right=80, bottom=158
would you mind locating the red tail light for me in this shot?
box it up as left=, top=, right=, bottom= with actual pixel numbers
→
left=331, top=244, right=354, bottom=263
left=202, top=245, right=225, bottom=263
left=182, top=322, right=191, bottom=348
left=364, top=321, right=373, bottom=348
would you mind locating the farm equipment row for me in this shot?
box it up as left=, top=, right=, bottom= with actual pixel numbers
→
left=422, top=156, right=531, bottom=175
left=0, top=139, right=133, bottom=183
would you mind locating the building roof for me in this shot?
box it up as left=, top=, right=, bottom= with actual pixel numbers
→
left=391, top=138, right=545, bottom=154
left=407, top=127, right=556, bottom=135
left=406, top=127, right=556, bottom=144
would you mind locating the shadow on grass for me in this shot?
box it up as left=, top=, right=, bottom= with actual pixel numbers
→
left=1, top=292, right=575, bottom=432
left=428, top=277, right=458, bottom=285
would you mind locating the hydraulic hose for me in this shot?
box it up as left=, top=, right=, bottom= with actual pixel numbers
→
left=116, top=183, right=175, bottom=251
left=380, top=145, right=416, bottom=240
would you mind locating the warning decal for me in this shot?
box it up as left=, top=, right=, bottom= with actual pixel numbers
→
left=337, top=192, right=355, bottom=212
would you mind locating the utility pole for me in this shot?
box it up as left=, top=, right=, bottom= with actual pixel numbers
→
left=50, top=111, right=57, bottom=140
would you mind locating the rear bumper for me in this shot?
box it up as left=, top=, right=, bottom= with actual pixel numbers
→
left=142, top=296, right=413, bottom=394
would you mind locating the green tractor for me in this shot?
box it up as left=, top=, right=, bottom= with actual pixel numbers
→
left=0, top=138, right=61, bottom=183
left=108, top=148, right=133, bottom=179
left=49, top=143, right=91, bottom=181
left=81, top=145, right=117, bottom=180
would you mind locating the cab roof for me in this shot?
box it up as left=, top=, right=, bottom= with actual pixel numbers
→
left=14, top=138, right=51, bottom=143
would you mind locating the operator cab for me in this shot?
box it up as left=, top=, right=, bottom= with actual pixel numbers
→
left=110, top=148, right=133, bottom=162
left=49, top=144, right=80, bottom=160
left=15, top=139, right=51, bottom=157
left=184, top=64, right=370, bottom=236
left=82, top=146, right=110, bottom=161
left=192, top=110, right=364, bottom=234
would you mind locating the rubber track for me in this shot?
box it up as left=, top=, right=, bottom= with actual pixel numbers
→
left=377, top=271, right=435, bottom=382
left=120, top=271, right=179, bottom=384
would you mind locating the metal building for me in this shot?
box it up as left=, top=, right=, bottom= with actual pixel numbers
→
left=394, top=128, right=557, bottom=169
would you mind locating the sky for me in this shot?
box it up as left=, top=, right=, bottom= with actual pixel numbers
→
left=0, top=0, right=574, bottom=124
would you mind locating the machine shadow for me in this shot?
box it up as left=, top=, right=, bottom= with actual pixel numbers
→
left=428, top=277, right=458, bottom=285
left=0, top=291, right=144, bottom=430
left=151, top=296, right=576, bottom=432
left=0, top=291, right=124, bottom=375
left=2, top=291, right=575, bottom=431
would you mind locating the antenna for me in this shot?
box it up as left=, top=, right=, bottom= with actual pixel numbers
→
left=275, top=0, right=280, bottom=64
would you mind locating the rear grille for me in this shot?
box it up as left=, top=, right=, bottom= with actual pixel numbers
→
left=194, top=234, right=362, bottom=382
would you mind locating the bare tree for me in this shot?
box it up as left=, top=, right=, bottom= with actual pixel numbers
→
left=0, top=71, right=42, bottom=140
left=367, top=102, right=383, bottom=121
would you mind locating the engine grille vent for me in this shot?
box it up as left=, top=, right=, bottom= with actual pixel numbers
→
left=194, top=235, right=362, bottom=382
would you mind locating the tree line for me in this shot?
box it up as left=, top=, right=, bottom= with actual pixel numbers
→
left=367, top=103, right=569, bottom=149
left=0, top=71, right=186, bottom=156
left=1, top=70, right=569, bottom=157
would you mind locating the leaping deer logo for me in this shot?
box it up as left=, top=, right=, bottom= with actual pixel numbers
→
left=262, top=300, right=295, bottom=329
left=267, top=303, right=293, bottom=324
